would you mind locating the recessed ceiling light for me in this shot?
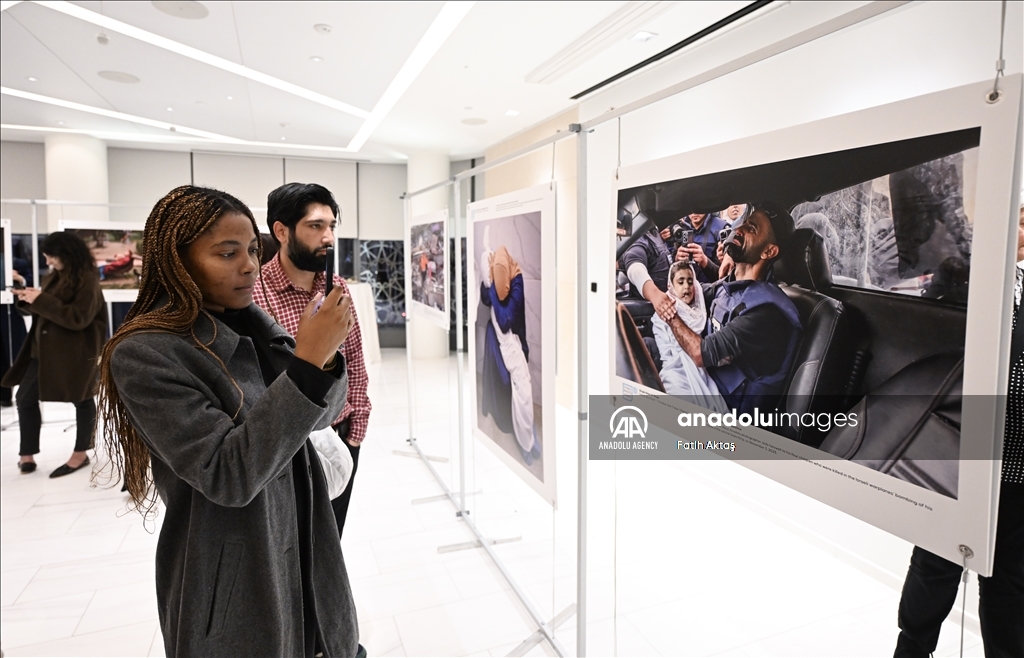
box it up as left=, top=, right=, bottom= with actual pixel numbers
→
left=309, top=56, right=324, bottom=63
left=152, top=1, right=209, bottom=20
left=98, top=70, right=140, bottom=83
left=280, top=137, right=287, bottom=141
left=505, top=109, right=519, bottom=117
left=166, top=106, right=173, bottom=112
left=226, top=95, right=233, bottom=100
left=631, top=30, right=657, bottom=43
left=27, top=76, right=38, bottom=82
left=43, top=3, right=370, bottom=119
left=56, top=120, right=65, bottom=125
left=314, top=23, right=331, bottom=34
left=461, top=118, right=487, bottom=126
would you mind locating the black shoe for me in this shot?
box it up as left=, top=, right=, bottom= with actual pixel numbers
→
left=18, top=461, right=36, bottom=474
left=49, top=457, right=90, bottom=479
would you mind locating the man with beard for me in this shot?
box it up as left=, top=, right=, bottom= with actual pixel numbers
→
left=254, top=182, right=371, bottom=537
left=654, top=202, right=801, bottom=413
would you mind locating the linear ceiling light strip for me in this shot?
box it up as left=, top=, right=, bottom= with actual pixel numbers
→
left=35, top=1, right=371, bottom=119
left=346, top=1, right=474, bottom=151
left=0, top=89, right=359, bottom=153
left=0, top=86, right=242, bottom=141
left=570, top=0, right=773, bottom=100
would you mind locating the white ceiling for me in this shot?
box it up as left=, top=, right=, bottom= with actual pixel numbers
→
left=1, top=0, right=751, bottom=162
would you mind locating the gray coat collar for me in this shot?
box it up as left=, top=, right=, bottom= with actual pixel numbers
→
left=192, top=304, right=295, bottom=362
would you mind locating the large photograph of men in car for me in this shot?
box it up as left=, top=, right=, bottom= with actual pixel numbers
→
left=63, top=227, right=145, bottom=289
left=409, top=216, right=447, bottom=316
left=614, top=128, right=980, bottom=499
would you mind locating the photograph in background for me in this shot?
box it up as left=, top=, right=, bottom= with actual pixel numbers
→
left=468, top=186, right=557, bottom=505
left=408, top=210, right=448, bottom=328
left=608, top=77, right=1022, bottom=574
left=614, top=129, right=980, bottom=499
left=60, top=221, right=145, bottom=291
left=1, top=219, right=11, bottom=305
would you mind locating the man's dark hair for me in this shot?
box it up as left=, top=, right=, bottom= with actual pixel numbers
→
left=266, top=182, right=339, bottom=245
left=748, top=200, right=794, bottom=257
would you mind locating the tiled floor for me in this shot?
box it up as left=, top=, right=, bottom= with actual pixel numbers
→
left=1, top=349, right=985, bottom=656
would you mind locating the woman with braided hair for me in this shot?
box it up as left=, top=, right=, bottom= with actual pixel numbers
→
left=98, top=185, right=360, bottom=657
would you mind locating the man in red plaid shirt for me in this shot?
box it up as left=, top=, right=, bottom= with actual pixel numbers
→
left=254, top=182, right=371, bottom=538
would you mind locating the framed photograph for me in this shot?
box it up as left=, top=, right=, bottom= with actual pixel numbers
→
left=59, top=220, right=144, bottom=302
left=1, top=219, right=12, bottom=305
left=603, top=77, right=1022, bottom=574
left=407, top=209, right=449, bottom=328
left=468, top=185, right=557, bottom=506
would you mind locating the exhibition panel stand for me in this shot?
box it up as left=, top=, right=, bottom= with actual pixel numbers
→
left=398, top=3, right=1019, bottom=655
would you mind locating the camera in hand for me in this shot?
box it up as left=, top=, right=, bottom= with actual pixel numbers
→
left=669, top=225, right=694, bottom=261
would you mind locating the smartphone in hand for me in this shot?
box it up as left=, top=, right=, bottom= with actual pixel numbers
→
left=313, top=247, right=335, bottom=316
left=325, top=246, right=335, bottom=296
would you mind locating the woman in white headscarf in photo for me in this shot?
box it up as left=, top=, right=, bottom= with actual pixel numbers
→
left=651, top=259, right=728, bottom=412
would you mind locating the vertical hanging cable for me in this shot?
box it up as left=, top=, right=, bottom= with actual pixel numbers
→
left=987, top=0, right=1007, bottom=103
left=615, top=117, right=622, bottom=181
left=958, top=544, right=974, bottom=658
left=550, top=141, right=557, bottom=190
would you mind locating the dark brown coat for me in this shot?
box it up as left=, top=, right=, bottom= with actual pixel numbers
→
left=1, top=272, right=107, bottom=402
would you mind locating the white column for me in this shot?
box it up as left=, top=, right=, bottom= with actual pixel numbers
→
left=407, top=151, right=450, bottom=359
left=44, top=133, right=109, bottom=229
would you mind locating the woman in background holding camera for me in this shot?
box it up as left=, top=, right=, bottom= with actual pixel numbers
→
left=3, top=232, right=106, bottom=478
left=99, top=185, right=359, bottom=657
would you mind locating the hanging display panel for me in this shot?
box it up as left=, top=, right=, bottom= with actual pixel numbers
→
left=468, top=185, right=557, bottom=506
left=602, top=77, right=1022, bottom=574
left=1, top=219, right=12, bottom=305
left=407, top=209, right=449, bottom=329
left=59, top=220, right=145, bottom=302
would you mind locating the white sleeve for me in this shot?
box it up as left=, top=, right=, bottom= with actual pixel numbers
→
left=626, top=262, right=654, bottom=293
left=309, top=427, right=353, bottom=500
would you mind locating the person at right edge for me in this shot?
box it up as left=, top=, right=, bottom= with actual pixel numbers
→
left=893, top=203, right=1024, bottom=658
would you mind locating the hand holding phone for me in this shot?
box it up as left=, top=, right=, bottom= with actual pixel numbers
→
left=313, top=247, right=336, bottom=315
left=325, top=246, right=335, bottom=297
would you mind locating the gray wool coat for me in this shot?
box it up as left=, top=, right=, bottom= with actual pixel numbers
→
left=110, top=305, right=358, bottom=658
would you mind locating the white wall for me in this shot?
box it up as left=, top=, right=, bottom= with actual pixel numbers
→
left=285, top=158, right=358, bottom=239
left=44, top=133, right=108, bottom=227
left=108, top=148, right=192, bottom=224
left=575, top=0, right=1022, bottom=639
left=191, top=152, right=284, bottom=227
left=357, top=162, right=406, bottom=240
left=0, top=141, right=46, bottom=232
left=2, top=143, right=404, bottom=243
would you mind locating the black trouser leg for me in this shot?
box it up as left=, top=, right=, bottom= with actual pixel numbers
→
left=979, top=482, right=1024, bottom=658
left=16, top=359, right=42, bottom=456
left=73, top=397, right=96, bottom=453
left=330, top=423, right=360, bottom=538
left=894, top=546, right=962, bottom=657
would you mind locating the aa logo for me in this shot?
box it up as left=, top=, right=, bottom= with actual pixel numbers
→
left=610, top=406, right=648, bottom=439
